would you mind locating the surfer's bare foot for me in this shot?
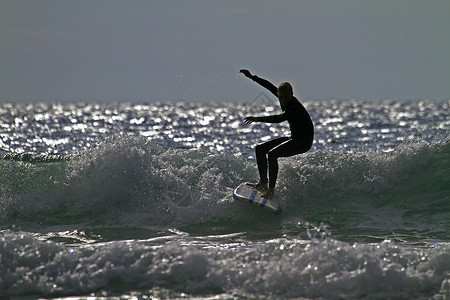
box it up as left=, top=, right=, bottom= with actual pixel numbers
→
left=261, top=188, right=275, bottom=199
left=247, top=181, right=268, bottom=191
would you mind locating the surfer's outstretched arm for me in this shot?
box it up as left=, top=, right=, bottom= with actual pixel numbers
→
left=244, top=114, right=286, bottom=124
left=240, top=69, right=278, bottom=97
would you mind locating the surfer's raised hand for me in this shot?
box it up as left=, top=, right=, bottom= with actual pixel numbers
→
left=240, top=69, right=253, bottom=78
left=244, top=116, right=257, bottom=124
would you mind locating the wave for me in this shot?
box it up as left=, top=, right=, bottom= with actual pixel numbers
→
left=0, top=137, right=448, bottom=239
left=0, top=229, right=449, bottom=298
left=0, top=152, right=67, bottom=163
left=279, top=139, right=450, bottom=239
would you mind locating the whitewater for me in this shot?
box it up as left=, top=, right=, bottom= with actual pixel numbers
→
left=0, top=99, right=449, bottom=299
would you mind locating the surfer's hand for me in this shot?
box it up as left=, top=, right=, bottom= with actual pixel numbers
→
left=244, top=116, right=257, bottom=124
left=240, top=69, right=253, bottom=78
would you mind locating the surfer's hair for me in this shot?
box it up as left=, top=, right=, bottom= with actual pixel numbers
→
left=278, top=82, right=293, bottom=98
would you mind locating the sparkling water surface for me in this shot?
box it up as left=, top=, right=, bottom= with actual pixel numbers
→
left=1, top=99, right=448, bottom=157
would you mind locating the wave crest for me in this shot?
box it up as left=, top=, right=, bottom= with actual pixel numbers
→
left=0, top=137, right=448, bottom=237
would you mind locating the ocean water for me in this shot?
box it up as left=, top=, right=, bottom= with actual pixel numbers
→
left=0, top=99, right=449, bottom=299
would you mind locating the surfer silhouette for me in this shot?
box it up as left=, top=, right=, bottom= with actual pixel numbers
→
left=240, top=69, right=314, bottom=198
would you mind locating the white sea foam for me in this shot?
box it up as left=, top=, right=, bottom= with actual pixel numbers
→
left=1, top=229, right=449, bottom=298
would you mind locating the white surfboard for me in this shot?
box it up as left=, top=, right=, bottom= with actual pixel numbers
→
left=233, top=182, right=282, bottom=214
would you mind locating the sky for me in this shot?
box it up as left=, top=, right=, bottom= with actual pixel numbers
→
left=1, top=0, right=449, bottom=102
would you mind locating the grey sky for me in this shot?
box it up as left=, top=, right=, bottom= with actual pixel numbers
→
left=1, top=0, right=449, bottom=102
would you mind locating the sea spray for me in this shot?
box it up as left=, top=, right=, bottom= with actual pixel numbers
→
left=1, top=137, right=448, bottom=239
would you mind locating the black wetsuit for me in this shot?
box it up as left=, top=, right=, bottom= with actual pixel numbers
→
left=251, top=75, right=314, bottom=189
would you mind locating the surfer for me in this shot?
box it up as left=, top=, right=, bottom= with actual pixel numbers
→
left=240, top=69, right=314, bottom=198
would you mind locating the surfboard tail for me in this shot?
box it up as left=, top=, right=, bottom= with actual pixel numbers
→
left=273, top=206, right=282, bottom=215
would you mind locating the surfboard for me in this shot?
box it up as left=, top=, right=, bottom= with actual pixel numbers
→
left=233, top=182, right=282, bottom=214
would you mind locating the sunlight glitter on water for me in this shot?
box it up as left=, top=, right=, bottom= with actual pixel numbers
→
left=0, top=100, right=448, bottom=157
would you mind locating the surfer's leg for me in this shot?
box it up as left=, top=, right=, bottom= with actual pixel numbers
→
left=255, top=137, right=289, bottom=185
left=267, top=139, right=308, bottom=189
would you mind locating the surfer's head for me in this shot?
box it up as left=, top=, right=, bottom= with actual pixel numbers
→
left=277, top=82, right=293, bottom=106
